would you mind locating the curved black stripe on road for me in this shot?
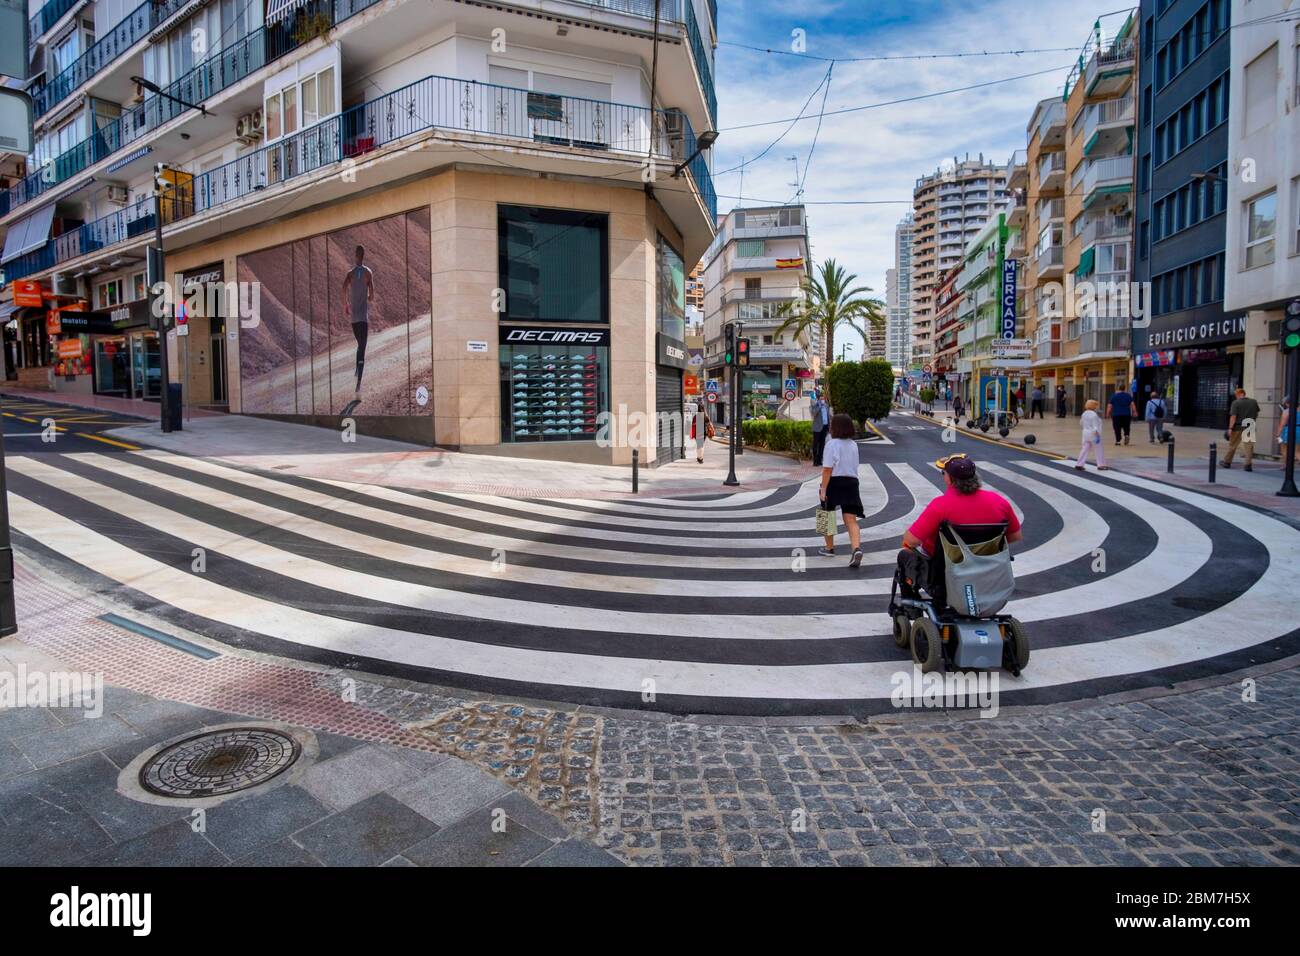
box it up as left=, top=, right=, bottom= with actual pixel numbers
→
left=613, top=482, right=805, bottom=512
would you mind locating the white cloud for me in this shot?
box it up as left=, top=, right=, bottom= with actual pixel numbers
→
left=712, top=0, right=1103, bottom=298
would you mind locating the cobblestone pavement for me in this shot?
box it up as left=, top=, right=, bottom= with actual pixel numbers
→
left=9, top=556, right=1300, bottom=866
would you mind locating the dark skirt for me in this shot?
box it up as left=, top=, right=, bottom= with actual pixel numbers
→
left=824, top=476, right=864, bottom=518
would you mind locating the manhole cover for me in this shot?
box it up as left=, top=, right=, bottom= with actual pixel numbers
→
left=139, top=728, right=301, bottom=798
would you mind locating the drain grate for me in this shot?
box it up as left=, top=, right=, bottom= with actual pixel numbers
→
left=139, top=728, right=301, bottom=798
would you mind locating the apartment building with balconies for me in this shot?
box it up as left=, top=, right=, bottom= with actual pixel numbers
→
left=1226, top=0, right=1299, bottom=446
left=1018, top=12, right=1139, bottom=414
left=952, top=210, right=1023, bottom=415
left=700, top=203, right=813, bottom=418
left=0, top=0, right=719, bottom=465
left=1134, top=0, right=1237, bottom=430
left=909, top=154, right=1009, bottom=373
left=931, top=260, right=962, bottom=381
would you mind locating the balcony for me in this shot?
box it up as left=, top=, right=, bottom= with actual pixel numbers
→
left=1082, top=96, right=1135, bottom=156
left=1036, top=197, right=1065, bottom=223
left=1036, top=245, right=1064, bottom=277
left=17, top=0, right=716, bottom=218
left=1034, top=100, right=1066, bottom=149
left=29, top=0, right=83, bottom=41
left=1084, top=35, right=1136, bottom=97
left=1078, top=327, right=1131, bottom=356
left=1081, top=155, right=1134, bottom=208
left=1079, top=212, right=1133, bottom=250
left=1037, top=151, right=1065, bottom=193
left=4, top=72, right=716, bottom=282
left=1006, top=149, right=1028, bottom=190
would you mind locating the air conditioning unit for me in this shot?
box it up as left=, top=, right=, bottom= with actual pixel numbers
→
left=106, top=185, right=129, bottom=205
left=662, top=109, right=686, bottom=162
left=52, top=273, right=81, bottom=298
left=236, top=109, right=264, bottom=144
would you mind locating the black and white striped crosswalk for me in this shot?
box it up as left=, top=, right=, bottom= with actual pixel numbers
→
left=7, top=446, right=1299, bottom=714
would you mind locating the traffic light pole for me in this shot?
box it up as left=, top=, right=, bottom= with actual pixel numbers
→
left=1280, top=348, right=1299, bottom=497
left=724, top=364, right=738, bottom=486
left=0, top=425, right=17, bottom=637
left=154, top=186, right=172, bottom=433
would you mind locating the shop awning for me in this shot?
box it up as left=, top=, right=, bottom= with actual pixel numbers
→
left=1075, top=246, right=1095, bottom=278
left=1, top=204, right=56, bottom=264
left=0, top=303, right=18, bottom=321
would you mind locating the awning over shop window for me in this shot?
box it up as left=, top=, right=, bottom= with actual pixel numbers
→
left=1075, top=246, right=1095, bottom=278
left=1, top=204, right=56, bottom=264
left=266, top=0, right=311, bottom=23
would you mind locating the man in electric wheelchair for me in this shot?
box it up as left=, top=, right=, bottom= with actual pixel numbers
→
left=887, top=454, right=1031, bottom=675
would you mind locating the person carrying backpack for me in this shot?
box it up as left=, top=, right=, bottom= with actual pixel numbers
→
left=1145, top=390, right=1167, bottom=443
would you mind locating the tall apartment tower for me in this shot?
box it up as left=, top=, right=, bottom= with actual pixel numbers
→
left=911, top=155, right=1010, bottom=369
left=1, top=0, right=719, bottom=468
left=887, top=214, right=914, bottom=368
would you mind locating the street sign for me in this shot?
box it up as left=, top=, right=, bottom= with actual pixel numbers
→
left=705, top=379, right=720, bottom=392
left=706, top=391, right=717, bottom=404
left=783, top=389, right=796, bottom=401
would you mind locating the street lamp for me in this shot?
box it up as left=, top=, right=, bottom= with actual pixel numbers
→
left=673, top=129, right=718, bottom=178
left=130, top=76, right=210, bottom=116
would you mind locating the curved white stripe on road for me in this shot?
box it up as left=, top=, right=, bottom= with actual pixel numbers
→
left=9, top=463, right=1300, bottom=700
left=133, top=450, right=920, bottom=552
left=17, top=455, right=870, bottom=599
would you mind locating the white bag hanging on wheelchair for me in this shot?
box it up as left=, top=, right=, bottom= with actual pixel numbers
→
left=940, top=526, right=1015, bottom=616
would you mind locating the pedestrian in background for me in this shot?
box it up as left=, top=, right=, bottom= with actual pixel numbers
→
left=1055, top=383, right=1068, bottom=418
left=810, top=390, right=830, bottom=467
left=690, top=401, right=714, bottom=464
left=1030, top=383, right=1045, bottom=419
left=1220, top=387, right=1260, bottom=471
left=1075, top=399, right=1109, bottom=470
left=1144, top=389, right=1167, bottom=443
left=1277, top=398, right=1298, bottom=465
left=818, top=413, right=865, bottom=569
left=952, top=393, right=965, bottom=420
left=1106, top=385, right=1134, bottom=445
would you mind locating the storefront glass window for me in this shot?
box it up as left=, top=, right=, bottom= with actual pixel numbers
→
left=498, top=206, right=608, bottom=324
left=500, top=330, right=608, bottom=443
left=656, top=234, right=686, bottom=342
left=94, top=337, right=131, bottom=396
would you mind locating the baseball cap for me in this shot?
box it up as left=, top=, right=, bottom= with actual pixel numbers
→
left=934, top=453, right=976, bottom=480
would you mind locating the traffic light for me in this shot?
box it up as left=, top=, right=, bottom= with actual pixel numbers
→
left=724, top=323, right=735, bottom=366
left=1283, top=299, right=1300, bottom=353
left=737, top=337, right=750, bottom=367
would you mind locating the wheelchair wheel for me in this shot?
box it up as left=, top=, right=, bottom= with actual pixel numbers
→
left=1002, top=617, right=1030, bottom=674
left=910, top=618, right=942, bottom=673
left=892, top=613, right=910, bottom=649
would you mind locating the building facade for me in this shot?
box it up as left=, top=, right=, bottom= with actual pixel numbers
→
left=954, top=211, right=1024, bottom=414
left=1022, top=13, right=1139, bottom=415
left=1226, top=0, right=1300, bottom=445
left=910, top=155, right=1009, bottom=373
left=1134, top=0, right=1236, bottom=429
left=0, top=0, right=719, bottom=466
left=886, top=213, right=913, bottom=370
left=701, top=204, right=812, bottom=420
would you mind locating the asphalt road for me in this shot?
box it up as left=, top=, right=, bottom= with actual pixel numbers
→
left=0, top=396, right=145, bottom=454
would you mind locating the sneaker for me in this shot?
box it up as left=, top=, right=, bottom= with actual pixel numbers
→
left=513, top=372, right=527, bottom=379
left=1245, top=465, right=1253, bottom=472
left=513, top=354, right=530, bottom=361
left=544, top=364, right=558, bottom=371
left=543, top=400, right=558, bottom=407
left=1220, top=461, right=1231, bottom=469
left=1123, top=435, right=1130, bottom=445
left=543, top=354, right=558, bottom=361
left=817, top=547, right=835, bottom=557
left=513, top=363, right=528, bottom=370
left=849, top=549, right=863, bottom=569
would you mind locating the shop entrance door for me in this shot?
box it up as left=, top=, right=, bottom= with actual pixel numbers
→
left=655, top=367, right=683, bottom=466
left=129, top=332, right=161, bottom=400
left=210, top=320, right=228, bottom=405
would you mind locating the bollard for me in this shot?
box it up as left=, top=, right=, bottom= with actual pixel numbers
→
left=1208, top=442, right=1216, bottom=483
left=1166, top=435, right=1175, bottom=474
left=632, top=448, right=639, bottom=494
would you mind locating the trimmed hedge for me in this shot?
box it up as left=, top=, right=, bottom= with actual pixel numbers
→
left=742, top=419, right=814, bottom=458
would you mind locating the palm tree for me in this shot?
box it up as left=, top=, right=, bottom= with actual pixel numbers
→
left=773, top=259, right=885, bottom=367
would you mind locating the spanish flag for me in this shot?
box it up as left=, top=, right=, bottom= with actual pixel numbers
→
left=775, top=257, right=805, bottom=269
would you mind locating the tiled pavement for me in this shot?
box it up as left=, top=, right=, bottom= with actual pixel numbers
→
left=5, top=555, right=1299, bottom=867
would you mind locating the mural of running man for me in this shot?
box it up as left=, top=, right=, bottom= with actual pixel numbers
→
left=342, top=244, right=374, bottom=398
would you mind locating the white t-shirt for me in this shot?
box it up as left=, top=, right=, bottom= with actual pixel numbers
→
left=822, top=437, right=859, bottom=479
left=1080, top=409, right=1102, bottom=439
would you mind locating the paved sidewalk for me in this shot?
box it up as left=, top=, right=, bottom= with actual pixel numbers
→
left=6, top=551, right=1298, bottom=867
left=0, top=563, right=621, bottom=867
left=88, top=410, right=807, bottom=499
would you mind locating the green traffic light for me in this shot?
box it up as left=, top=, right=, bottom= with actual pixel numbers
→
left=1286, top=333, right=1300, bottom=350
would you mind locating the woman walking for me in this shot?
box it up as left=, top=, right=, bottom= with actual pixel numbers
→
left=690, top=401, right=713, bottom=463
left=1277, top=398, right=1298, bottom=465
left=817, top=413, right=865, bottom=568
left=1075, top=398, right=1109, bottom=470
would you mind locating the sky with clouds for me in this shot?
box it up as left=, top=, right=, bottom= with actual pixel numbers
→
left=711, top=0, right=1116, bottom=298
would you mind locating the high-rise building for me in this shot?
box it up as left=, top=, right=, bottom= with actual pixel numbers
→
left=701, top=204, right=813, bottom=420
left=0, top=0, right=719, bottom=466
left=1023, top=11, right=1139, bottom=413
left=911, top=155, right=1010, bottom=371
left=1134, top=0, right=1236, bottom=429
left=1226, top=0, right=1299, bottom=444
left=887, top=214, right=914, bottom=369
